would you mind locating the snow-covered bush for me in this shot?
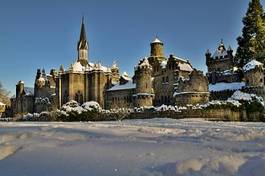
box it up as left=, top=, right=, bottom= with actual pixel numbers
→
left=57, top=100, right=101, bottom=121
left=22, top=113, right=40, bottom=121
left=229, top=90, right=265, bottom=106
left=228, top=91, right=265, bottom=122
left=81, top=101, right=101, bottom=112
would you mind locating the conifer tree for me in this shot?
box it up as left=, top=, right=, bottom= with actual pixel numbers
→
left=235, top=0, right=265, bottom=67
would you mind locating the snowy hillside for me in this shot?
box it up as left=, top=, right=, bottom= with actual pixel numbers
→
left=0, top=119, right=265, bottom=176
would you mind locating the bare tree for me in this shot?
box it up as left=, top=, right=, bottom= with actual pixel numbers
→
left=110, top=100, right=132, bottom=123
left=0, top=82, right=11, bottom=106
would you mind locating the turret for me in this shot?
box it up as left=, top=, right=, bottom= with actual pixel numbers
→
left=111, top=61, right=120, bottom=84
left=150, top=37, right=164, bottom=57
left=59, top=65, right=64, bottom=74
left=77, top=17, right=89, bottom=66
left=205, top=49, right=212, bottom=67
left=134, top=58, right=154, bottom=107
left=16, top=80, right=24, bottom=98
left=227, top=45, right=233, bottom=58
left=36, top=69, right=41, bottom=79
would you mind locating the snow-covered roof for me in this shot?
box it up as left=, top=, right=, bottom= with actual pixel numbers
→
left=121, top=72, right=131, bottom=81
left=66, top=61, right=111, bottom=73
left=137, top=58, right=152, bottom=70
left=72, top=61, right=84, bottom=72
left=107, top=81, right=136, bottom=91
left=212, top=41, right=231, bottom=59
left=24, top=87, right=34, bottom=96
left=159, top=56, right=192, bottom=71
left=243, top=60, right=263, bottom=72
left=209, top=82, right=245, bottom=92
left=178, top=62, right=193, bottom=72
left=173, top=91, right=209, bottom=97
left=160, top=60, right=167, bottom=69
left=212, top=50, right=228, bottom=59
left=151, top=38, right=162, bottom=44
left=172, top=55, right=188, bottom=63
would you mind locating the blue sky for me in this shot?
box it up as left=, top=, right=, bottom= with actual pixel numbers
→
left=0, top=0, right=264, bottom=95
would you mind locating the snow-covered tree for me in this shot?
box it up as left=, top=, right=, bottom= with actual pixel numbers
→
left=235, top=0, right=265, bottom=67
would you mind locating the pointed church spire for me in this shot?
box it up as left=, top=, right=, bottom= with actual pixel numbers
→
left=77, top=17, right=89, bottom=66
left=79, top=16, right=87, bottom=42
left=77, top=17, right=88, bottom=50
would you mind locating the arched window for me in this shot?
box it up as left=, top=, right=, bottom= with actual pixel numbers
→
left=63, top=90, right=69, bottom=104
left=75, top=91, right=83, bottom=104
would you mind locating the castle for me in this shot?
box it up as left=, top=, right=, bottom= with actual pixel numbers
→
left=11, top=19, right=209, bottom=115
left=206, top=40, right=265, bottom=101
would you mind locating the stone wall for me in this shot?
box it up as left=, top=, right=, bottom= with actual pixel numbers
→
left=175, top=92, right=209, bottom=106
left=106, top=89, right=135, bottom=109
left=244, top=67, right=264, bottom=87
left=210, top=90, right=236, bottom=100
left=100, top=108, right=243, bottom=122
left=207, top=72, right=241, bottom=84
left=207, top=57, right=234, bottom=73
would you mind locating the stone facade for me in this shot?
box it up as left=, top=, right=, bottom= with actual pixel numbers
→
left=12, top=20, right=210, bottom=115
left=244, top=66, right=264, bottom=87
left=106, top=38, right=209, bottom=108
left=0, top=102, right=5, bottom=117
left=174, top=69, right=209, bottom=106
left=11, top=81, right=34, bottom=115
left=206, top=40, right=265, bottom=101
left=206, top=40, right=241, bottom=84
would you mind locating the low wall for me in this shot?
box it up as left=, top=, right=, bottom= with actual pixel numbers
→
left=100, top=107, right=243, bottom=121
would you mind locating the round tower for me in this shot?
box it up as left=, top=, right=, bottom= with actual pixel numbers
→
left=16, top=80, right=24, bottom=98
left=134, top=58, right=154, bottom=107
left=150, top=37, right=164, bottom=57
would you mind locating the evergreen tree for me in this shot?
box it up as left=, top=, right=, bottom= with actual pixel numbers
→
left=235, top=0, right=265, bottom=67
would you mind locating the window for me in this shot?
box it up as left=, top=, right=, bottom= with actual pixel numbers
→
left=162, top=77, right=165, bottom=83
left=260, top=79, right=263, bottom=83
left=75, top=90, right=83, bottom=104
left=166, top=76, right=169, bottom=83
left=63, top=90, right=69, bottom=104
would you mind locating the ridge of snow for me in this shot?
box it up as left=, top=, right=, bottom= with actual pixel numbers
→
left=107, top=81, right=136, bottom=91
left=209, top=82, right=245, bottom=92
left=229, top=90, right=264, bottom=106
left=243, top=60, right=263, bottom=72
left=213, top=50, right=228, bottom=59
left=178, top=62, right=193, bottom=72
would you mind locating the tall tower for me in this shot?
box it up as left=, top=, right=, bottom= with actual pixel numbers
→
left=134, top=58, right=154, bottom=107
left=150, top=37, right=164, bottom=57
left=77, top=17, right=89, bottom=66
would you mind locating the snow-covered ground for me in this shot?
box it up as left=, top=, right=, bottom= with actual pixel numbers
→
left=0, top=118, right=265, bottom=176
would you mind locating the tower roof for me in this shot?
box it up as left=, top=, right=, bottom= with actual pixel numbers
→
left=77, top=17, right=88, bottom=50
left=151, top=36, right=163, bottom=44
left=217, top=39, right=226, bottom=51
left=79, top=17, right=87, bottom=42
